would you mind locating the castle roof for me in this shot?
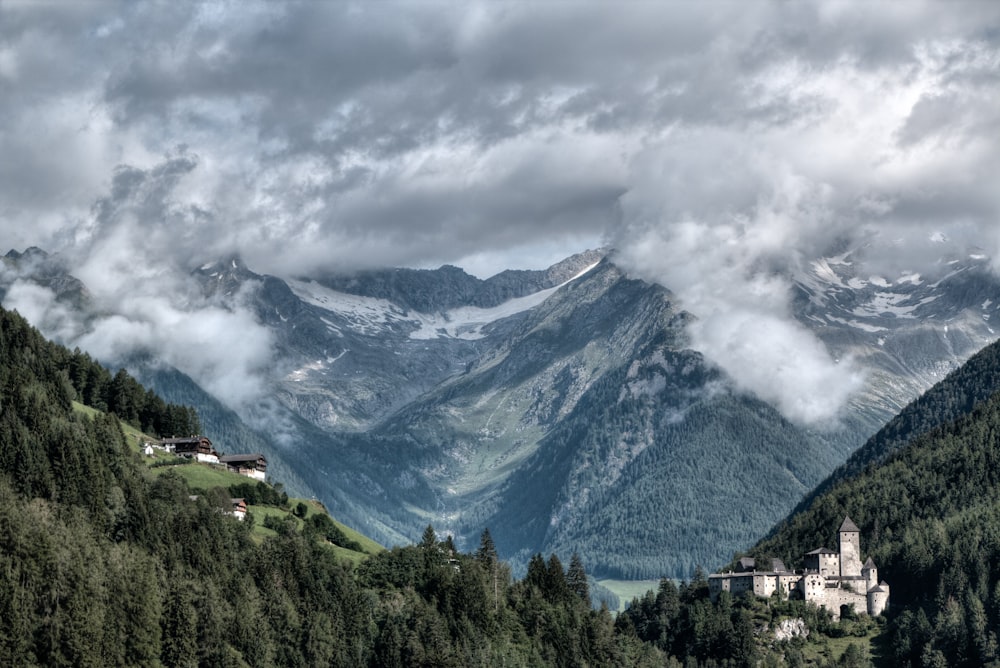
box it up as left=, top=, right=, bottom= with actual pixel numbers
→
left=806, top=547, right=837, bottom=555
left=863, top=557, right=876, bottom=570
left=840, top=516, right=860, bottom=533
left=708, top=572, right=754, bottom=579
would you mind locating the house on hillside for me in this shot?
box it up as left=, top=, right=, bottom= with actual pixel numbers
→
left=219, top=454, right=267, bottom=481
left=162, top=436, right=220, bottom=464
left=230, top=498, right=248, bottom=521
left=709, top=517, right=890, bottom=620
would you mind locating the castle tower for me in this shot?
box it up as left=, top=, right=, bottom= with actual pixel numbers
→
left=839, top=516, right=863, bottom=578
left=867, top=581, right=890, bottom=616
left=862, top=557, right=878, bottom=592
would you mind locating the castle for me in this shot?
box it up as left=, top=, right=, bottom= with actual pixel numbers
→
left=708, top=517, right=889, bottom=620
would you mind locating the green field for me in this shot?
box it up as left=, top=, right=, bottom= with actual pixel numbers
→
left=247, top=500, right=382, bottom=562
left=151, top=462, right=383, bottom=560
left=597, top=579, right=662, bottom=612
left=73, top=401, right=174, bottom=461
left=149, top=459, right=249, bottom=488
left=71, top=401, right=383, bottom=563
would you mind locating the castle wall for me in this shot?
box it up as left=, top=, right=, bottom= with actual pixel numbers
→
left=820, top=553, right=840, bottom=577
left=809, top=586, right=867, bottom=620
left=753, top=573, right=779, bottom=598
left=778, top=574, right=801, bottom=599
left=709, top=572, right=754, bottom=599
left=710, top=572, right=888, bottom=619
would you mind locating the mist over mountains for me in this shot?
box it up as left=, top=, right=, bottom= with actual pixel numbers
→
left=3, top=242, right=997, bottom=578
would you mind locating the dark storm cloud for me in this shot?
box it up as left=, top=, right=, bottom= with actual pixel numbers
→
left=1, top=0, right=999, bottom=421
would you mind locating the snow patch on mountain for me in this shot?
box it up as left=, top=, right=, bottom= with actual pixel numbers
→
left=286, top=261, right=600, bottom=340
left=286, top=281, right=409, bottom=335
left=810, top=258, right=848, bottom=288
left=409, top=282, right=570, bottom=340
left=858, top=293, right=941, bottom=319
left=410, top=260, right=600, bottom=339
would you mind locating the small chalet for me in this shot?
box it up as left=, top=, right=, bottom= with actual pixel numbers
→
left=230, top=498, right=248, bottom=521
left=219, top=453, right=268, bottom=481
left=162, top=436, right=220, bottom=464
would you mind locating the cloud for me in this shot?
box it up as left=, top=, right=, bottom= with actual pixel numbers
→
left=609, top=11, right=1000, bottom=423
left=615, top=155, right=867, bottom=425
left=2, top=155, right=276, bottom=410
left=2, top=280, right=88, bottom=344
left=0, top=1, right=999, bottom=422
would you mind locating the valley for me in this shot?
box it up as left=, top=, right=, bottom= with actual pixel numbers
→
left=3, top=245, right=999, bottom=580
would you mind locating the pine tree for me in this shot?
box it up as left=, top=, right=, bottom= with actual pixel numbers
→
left=476, top=528, right=502, bottom=612
left=545, top=553, right=569, bottom=604
left=475, top=528, right=497, bottom=564
left=526, top=553, right=548, bottom=593
left=567, top=552, right=590, bottom=603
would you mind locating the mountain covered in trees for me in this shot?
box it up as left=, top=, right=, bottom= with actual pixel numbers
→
left=0, top=303, right=687, bottom=666
left=721, top=335, right=1000, bottom=666
left=3, top=246, right=999, bottom=579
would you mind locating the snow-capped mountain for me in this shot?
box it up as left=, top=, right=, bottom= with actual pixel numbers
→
left=3, top=246, right=999, bottom=578
left=793, top=248, right=999, bottom=435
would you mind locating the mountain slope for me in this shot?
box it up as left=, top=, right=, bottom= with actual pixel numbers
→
left=4, top=246, right=1000, bottom=580
left=788, top=334, right=1000, bottom=516
left=744, top=336, right=1000, bottom=666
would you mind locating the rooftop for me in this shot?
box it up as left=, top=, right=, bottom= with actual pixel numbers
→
left=840, top=516, right=860, bottom=533
left=806, top=547, right=838, bottom=555
left=219, top=453, right=267, bottom=465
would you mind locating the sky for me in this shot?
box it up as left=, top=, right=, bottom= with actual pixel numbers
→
left=2, top=0, right=999, bottom=424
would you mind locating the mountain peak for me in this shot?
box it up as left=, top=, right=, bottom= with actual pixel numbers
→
left=193, top=255, right=263, bottom=299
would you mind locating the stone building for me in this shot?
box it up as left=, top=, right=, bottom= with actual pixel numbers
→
left=708, top=517, right=889, bottom=620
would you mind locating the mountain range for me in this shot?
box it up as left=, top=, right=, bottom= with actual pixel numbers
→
left=2, top=245, right=998, bottom=578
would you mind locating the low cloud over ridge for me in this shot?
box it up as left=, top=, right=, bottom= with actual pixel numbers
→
left=1, top=1, right=998, bottom=423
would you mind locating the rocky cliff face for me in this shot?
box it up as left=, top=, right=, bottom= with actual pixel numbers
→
left=3, top=246, right=998, bottom=577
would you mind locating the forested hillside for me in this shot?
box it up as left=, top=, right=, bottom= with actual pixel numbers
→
left=790, top=336, right=1000, bottom=513
left=0, top=305, right=668, bottom=666
left=739, top=337, right=1000, bottom=667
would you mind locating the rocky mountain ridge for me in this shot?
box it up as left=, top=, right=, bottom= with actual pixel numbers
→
left=2, top=245, right=998, bottom=577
